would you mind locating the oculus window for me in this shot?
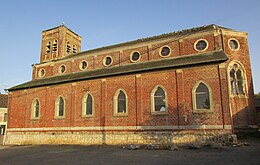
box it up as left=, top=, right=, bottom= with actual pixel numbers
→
left=130, top=52, right=141, bottom=62
left=160, top=46, right=171, bottom=57
left=59, top=65, right=66, bottom=73
left=194, top=39, right=208, bottom=51
left=228, top=38, right=240, bottom=51
left=80, top=61, right=88, bottom=70
left=103, top=56, right=113, bottom=66
left=38, top=68, right=45, bottom=77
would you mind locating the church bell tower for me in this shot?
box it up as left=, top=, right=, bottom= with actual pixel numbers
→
left=40, top=25, right=82, bottom=63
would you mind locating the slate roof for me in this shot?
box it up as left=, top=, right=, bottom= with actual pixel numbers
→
left=0, top=94, right=8, bottom=108
left=8, top=50, right=228, bottom=91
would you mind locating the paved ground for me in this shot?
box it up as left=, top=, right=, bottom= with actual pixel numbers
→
left=0, top=138, right=259, bottom=165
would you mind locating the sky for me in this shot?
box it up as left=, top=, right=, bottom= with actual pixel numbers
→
left=0, top=0, right=260, bottom=94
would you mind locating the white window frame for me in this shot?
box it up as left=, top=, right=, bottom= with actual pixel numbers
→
left=31, top=98, right=40, bottom=119
left=113, top=89, right=128, bottom=117
left=150, top=85, right=168, bottom=115
left=55, top=96, right=65, bottom=119
left=192, top=81, right=213, bottom=113
left=82, top=93, right=94, bottom=117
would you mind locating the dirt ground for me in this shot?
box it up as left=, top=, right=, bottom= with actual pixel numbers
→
left=0, top=137, right=259, bottom=165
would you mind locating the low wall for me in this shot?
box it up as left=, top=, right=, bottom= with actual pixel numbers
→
left=5, top=129, right=232, bottom=146
left=0, top=135, right=4, bottom=145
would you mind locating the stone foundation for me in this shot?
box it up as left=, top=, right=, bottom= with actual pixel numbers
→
left=5, top=130, right=232, bottom=146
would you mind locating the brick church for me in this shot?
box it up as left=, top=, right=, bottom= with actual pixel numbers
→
left=5, top=24, right=257, bottom=145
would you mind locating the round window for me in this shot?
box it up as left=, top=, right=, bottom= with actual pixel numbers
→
left=103, top=56, right=113, bottom=66
left=195, top=39, right=208, bottom=51
left=229, top=39, right=239, bottom=51
left=80, top=61, right=88, bottom=70
left=160, top=46, right=171, bottom=57
left=131, top=52, right=141, bottom=62
left=60, top=65, right=66, bottom=73
left=39, top=68, right=45, bottom=77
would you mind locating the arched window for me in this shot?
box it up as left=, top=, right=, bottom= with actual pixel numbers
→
left=53, top=40, right=58, bottom=52
left=194, top=83, right=210, bottom=110
left=237, top=70, right=244, bottom=94
left=230, top=69, right=237, bottom=94
left=113, top=89, right=128, bottom=116
left=73, top=45, right=77, bottom=54
left=46, top=41, right=51, bottom=54
left=82, top=93, right=94, bottom=117
left=192, top=82, right=212, bottom=112
left=229, top=63, right=246, bottom=95
left=66, top=42, right=71, bottom=54
left=31, top=99, right=40, bottom=119
left=151, top=86, right=168, bottom=114
left=55, top=96, right=65, bottom=118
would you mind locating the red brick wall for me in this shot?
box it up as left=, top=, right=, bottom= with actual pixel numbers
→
left=150, top=41, right=179, bottom=60
left=10, top=28, right=256, bottom=132
left=8, top=64, right=233, bottom=129
left=121, top=46, right=149, bottom=65
left=33, top=31, right=219, bottom=79
left=223, top=33, right=257, bottom=127
left=179, top=34, right=217, bottom=56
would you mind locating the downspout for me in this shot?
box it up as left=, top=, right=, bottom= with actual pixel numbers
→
left=220, top=28, right=234, bottom=134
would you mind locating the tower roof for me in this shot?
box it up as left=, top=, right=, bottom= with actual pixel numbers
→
left=42, top=24, right=81, bottom=37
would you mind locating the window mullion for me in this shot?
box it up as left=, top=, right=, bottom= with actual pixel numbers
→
left=235, top=71, right=239, bottom=95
